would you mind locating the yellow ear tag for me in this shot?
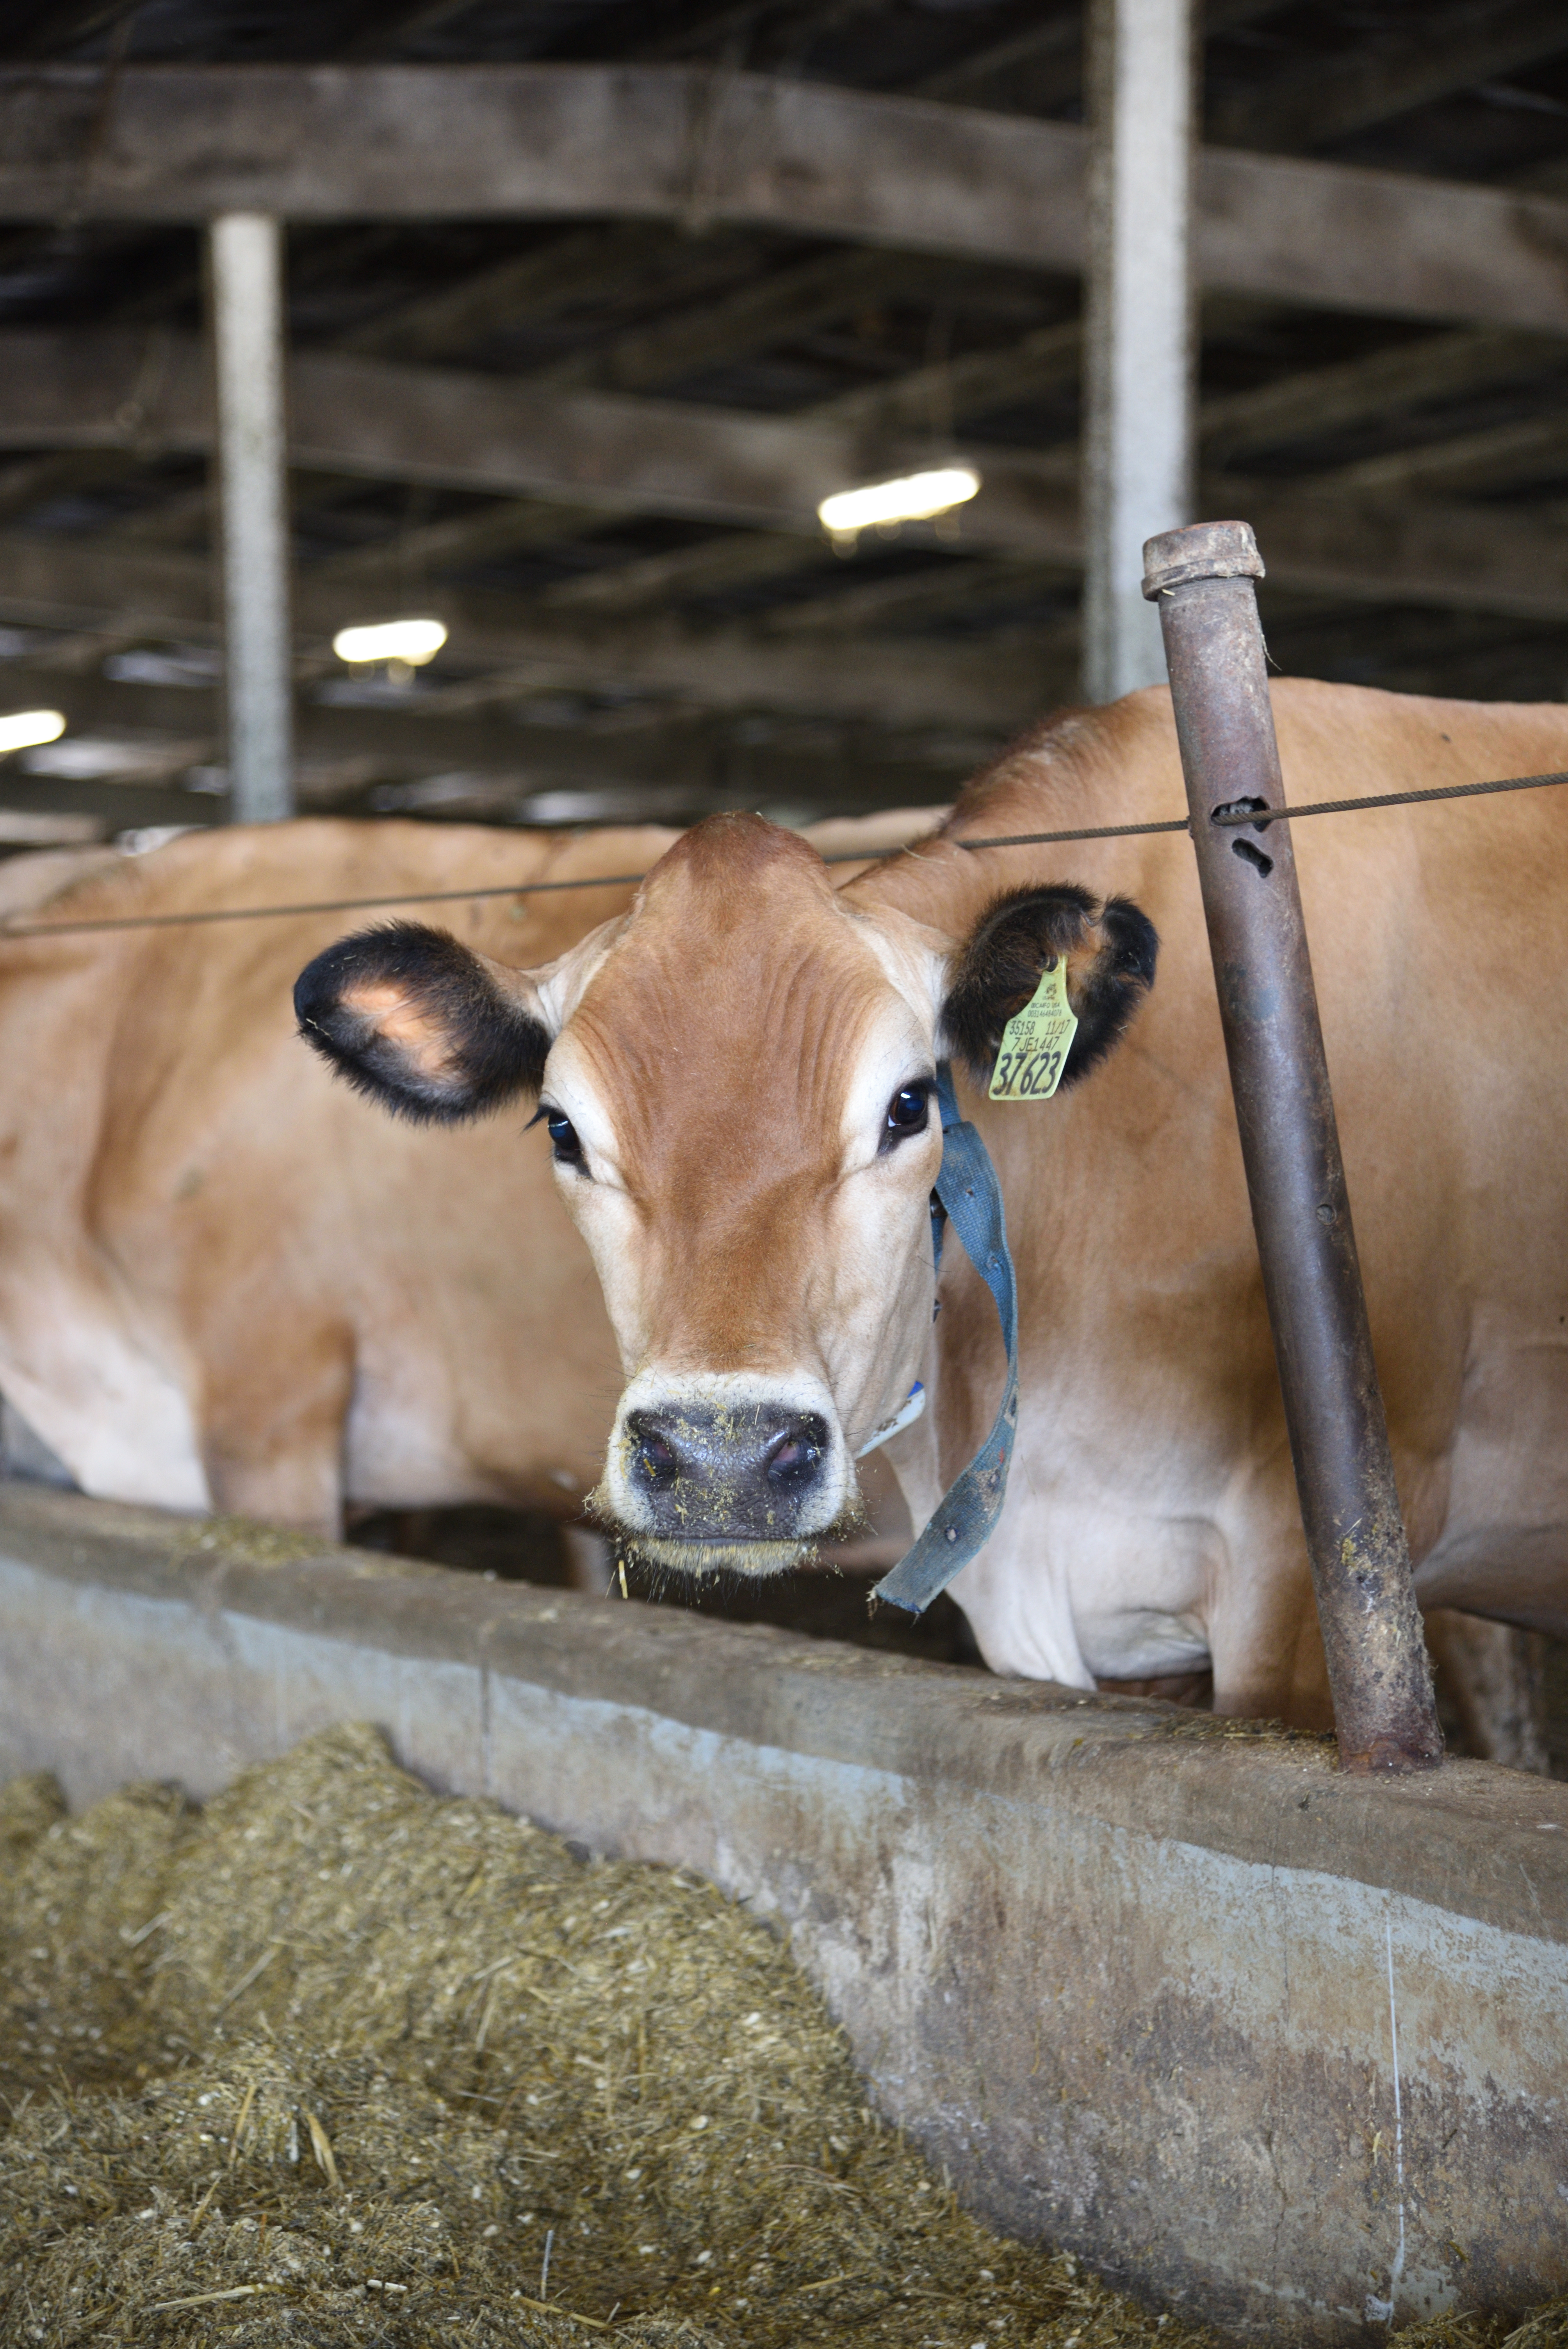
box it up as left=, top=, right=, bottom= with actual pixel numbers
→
left=989, top=955, right=1078, bottom=1102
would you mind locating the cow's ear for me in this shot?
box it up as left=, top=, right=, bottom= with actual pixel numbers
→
left=294, top=921, right=551, bottom=1124
left=942, top=884, right=1158, bottom=1092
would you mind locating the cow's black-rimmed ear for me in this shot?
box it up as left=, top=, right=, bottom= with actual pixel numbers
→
left=294, top=921, right=551, bottom=1124
left=942, top=884, right=1158, bottom=1093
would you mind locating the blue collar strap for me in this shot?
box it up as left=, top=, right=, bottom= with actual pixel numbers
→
left=873, top=1062, right=1019, bottom=1617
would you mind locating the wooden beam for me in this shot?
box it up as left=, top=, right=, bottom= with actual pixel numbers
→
left=6, top=324, right=1566, bottom=624
left=0, top=662, right=975, bottom=806
left=338, top=0, right=483, bottom=59
left=0, top=533, right=213, bottom=637
left=467, top=314, right=1090, bottom=609
left=0, top=66, right=1094, bottom=246
left=1200, top=326, right=1566, bottom=464
left=0, top=325, right=1084, bottom=556
left=912, top=0, right=1279, bottom=118
left=1210, top=0, right=1568, bottom=154
left=313, top=582, right=1050, bottom=732
left=0, top=530, right=1045, bottom=731
left=13, top=0, right=137, bottom=59
left=915, top=9, right=1082, bottom=115
left=2, top=68, right=1567, bottom=331
left=815, top=318, right=1083, bottom=435
left=533, top=533, right=821, bottom=615
left=313, top=499, right=609, bottom=584
left=342, top=310, right=1086, bottom=604
left=763, top=559, right=1077, bottom=637
left=336, top=222, right=691, bottom=362
left=533, top=243, right=933, bottom=395
left=1222, top=479, right=1568, bottom=622
left=299, top=353, right=1088, bottom=551
left=0, top=327, right=212, bottom=454
left=52, top=459, right=1568, bottom=644
left=0, top=448, right=135, bottom=523
left=1192, top=144, right=1568, bottom=334
left=352, top=317, right=1089, bottom=598
left=502, top=474, right=1568, bottom=630
left=1311, top=411, right=1568, bottom=499
left=105, top=478, right=210, bottom=547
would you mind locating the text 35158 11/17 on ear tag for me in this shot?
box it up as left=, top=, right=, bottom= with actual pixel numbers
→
left=989, top=958, right=1078, bottom=1102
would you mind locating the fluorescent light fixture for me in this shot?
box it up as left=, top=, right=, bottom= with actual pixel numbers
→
left=817, top=465, right=981, bottom=538
left=331, top=617, right=449, bottom=667
left=0, top=708, right=66, bottom=756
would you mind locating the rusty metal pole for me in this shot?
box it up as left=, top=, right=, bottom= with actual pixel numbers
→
left=1142, top=518, right=1442, bottom=1773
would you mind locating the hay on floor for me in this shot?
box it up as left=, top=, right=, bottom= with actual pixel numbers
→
left=0, top=1724, right=1559, bottom=2349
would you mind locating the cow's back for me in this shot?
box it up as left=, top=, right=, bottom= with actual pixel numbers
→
left=1277, top=686, right=1568, bottom=1626
left=861, top=680, right=1568, bottom=1682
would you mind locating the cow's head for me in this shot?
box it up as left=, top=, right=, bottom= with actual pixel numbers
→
left=296, top=816, right=1155, bottom=1573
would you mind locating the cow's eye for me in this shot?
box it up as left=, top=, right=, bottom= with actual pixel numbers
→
left=545, top=1110, right=584, bottom=1167
left=882, top=1081, right=932, bottom=1148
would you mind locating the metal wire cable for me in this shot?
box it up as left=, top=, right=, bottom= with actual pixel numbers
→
left=955, top=765, right=1568, bottom=853
left=1211, top=765, right=1568, bottom=827
left=0, top=871, right=656, bottom=939
left=952, top=818, right=1190, bottom=851
left=2, top=764, right=1566, bottom=941
left=0, top=852, right=886, bottom=939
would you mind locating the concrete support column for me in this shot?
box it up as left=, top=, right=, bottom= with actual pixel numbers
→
left=208, top=212, right=294, bottom=822
left=1081, top=0, right=1196, bottom=704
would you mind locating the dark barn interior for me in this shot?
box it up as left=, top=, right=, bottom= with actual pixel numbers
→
left=0, top=0, right=1563, bottom=846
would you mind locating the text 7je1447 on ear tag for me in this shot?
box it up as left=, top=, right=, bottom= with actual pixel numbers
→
left=989, top=956, right=1078, bottom=1101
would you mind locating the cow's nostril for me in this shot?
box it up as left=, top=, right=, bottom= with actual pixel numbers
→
left=764, top=1413, right=829, bottom=1495
left=626, top=1411, right=681, bottom=1491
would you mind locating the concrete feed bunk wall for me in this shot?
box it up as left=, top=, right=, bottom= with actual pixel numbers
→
left=0, top=1484, right=1563, bottom=2342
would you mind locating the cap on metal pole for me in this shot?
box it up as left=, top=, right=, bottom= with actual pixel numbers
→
left=1142, top=519, right=1265, bottom=600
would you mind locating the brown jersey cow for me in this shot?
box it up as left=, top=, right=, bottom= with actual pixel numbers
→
left=0, top=811, right=933, bottom=1537
left=298, top=681, right=1568, bottom=1727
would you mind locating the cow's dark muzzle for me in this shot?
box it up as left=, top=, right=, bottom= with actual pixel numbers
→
left=622, top=1402, right=830, bottom=1538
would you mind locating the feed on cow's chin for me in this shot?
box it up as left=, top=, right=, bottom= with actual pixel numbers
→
left=586, top=1497, right=872, bottom=1582
left=612, top=1535, right=818, bottom=1578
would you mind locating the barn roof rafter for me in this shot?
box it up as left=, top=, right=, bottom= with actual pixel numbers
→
left=0, top=0, right=1564, bottom=841
left=0, top=65, right=1565, bottom=335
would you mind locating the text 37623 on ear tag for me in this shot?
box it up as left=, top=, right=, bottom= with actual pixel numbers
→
left=989, top=957, right=1078, bottom=1102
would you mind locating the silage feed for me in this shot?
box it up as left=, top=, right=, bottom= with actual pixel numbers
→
left=0, top=1724, right=1561, bottom=2349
